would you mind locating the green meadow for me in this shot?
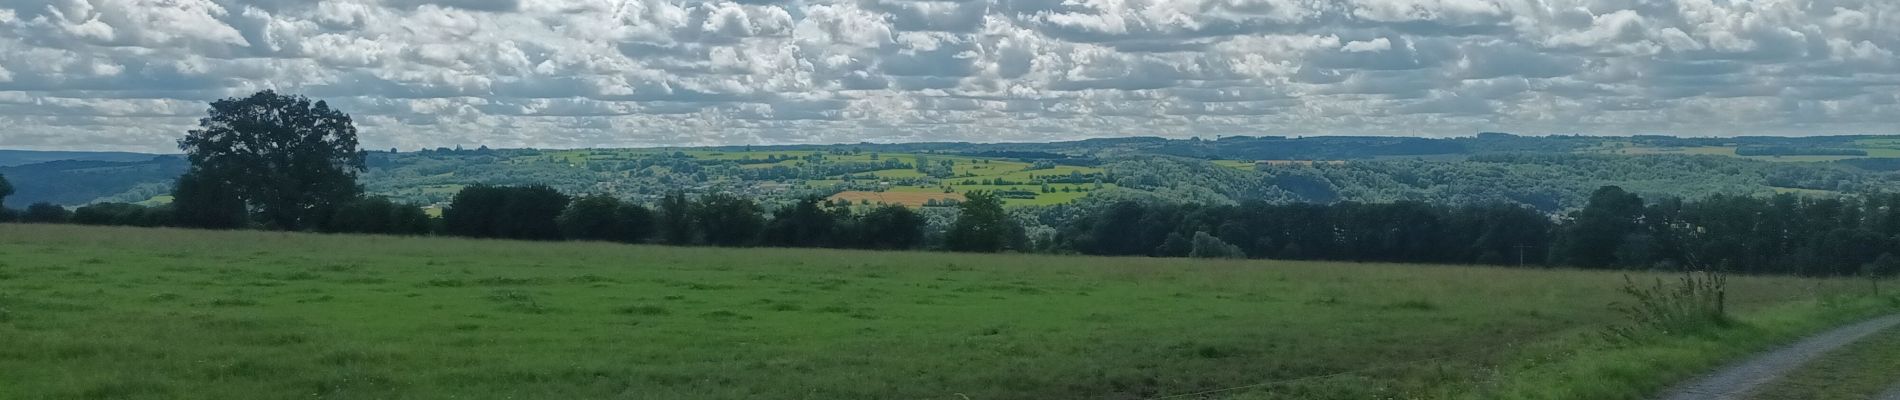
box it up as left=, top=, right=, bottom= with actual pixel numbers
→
left=0, top=224, right=1891, bottom=399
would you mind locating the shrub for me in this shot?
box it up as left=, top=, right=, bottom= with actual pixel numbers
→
left=1602, top=270, right=1729, bottom=344
left=71, top=203, right=169, bottom=227
left=21, top=202, right=71, bottom=223
left=1189, top=231, right=1246, bottom=259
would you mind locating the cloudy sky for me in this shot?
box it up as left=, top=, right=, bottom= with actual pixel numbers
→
left=0, top=0, right=1896, bottom=152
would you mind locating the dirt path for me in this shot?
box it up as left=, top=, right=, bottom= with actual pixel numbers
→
left=1658, top=313, right=1900, bottom=400
left=1879, top=384, right=1900, bottom=400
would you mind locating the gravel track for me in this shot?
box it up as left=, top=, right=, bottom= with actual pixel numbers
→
left=1658, top=313, right=1900, bottom=400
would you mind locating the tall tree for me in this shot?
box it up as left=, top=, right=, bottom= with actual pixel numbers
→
left=1560, top=186, right=1645, bottom=268
left=853, top=205, right=925, bottom=250
left=443, top=185, right=506, bottom=238
left=560, top=195, right=628, bottom=242
left=946, top=191, right=1018, bottom=253
left=693, top=193, right=764, bottom=247
left=657, top=191, right=695, bottom=245
left=494, top=185, right=569, bottom=240
left=614, top=202, right=656, bottom=244
left=762, top=197, right=842, bottom=247
left=177, top=90, right=365, bottom=230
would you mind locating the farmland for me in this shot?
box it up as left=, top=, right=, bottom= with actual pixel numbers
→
left=826, top=190, right=964, bottom=207
left=0, top=224, right=1892, bottom=399
left=448, top=148, right=1114, bottom=207
left=14, top=134, right=1900, bottom=214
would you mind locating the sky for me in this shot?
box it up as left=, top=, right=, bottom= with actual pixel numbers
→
left=0, top=0, right=1896, bottom=153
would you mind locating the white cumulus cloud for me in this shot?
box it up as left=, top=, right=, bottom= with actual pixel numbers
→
left=0, top=0, right=1892, bottom=152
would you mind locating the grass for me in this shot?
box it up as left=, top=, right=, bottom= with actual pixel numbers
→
left=134, top=195, right=174, bottom=206
left=1746, top=313, right=1900, bottom=400
left=1467, top=295, right=1892, bottom=400
left=0, top=224, right=1891, bottom=400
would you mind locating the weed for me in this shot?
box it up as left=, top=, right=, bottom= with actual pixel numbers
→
left=1603, top=270, right=1730, bottom=344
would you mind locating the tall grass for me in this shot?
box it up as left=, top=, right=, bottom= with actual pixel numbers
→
left=1603, top=270, right=1731, bottom=343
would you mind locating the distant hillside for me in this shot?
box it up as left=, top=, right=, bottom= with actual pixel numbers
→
left=0, top=156, right=186, bottom=208
left=5, top=134, right=1900, bottom=211
left=0, top=149, right=165, bottom=167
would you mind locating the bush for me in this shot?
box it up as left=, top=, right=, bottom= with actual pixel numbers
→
left=1189, top=232, right=1246, bottom=259
left=71, top=203, right=170, bottom=227
left=21, top=202, right=71, bottom=223
left=324, top=197, right=432, bottom=235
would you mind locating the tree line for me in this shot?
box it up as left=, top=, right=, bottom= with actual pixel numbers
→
left=1053, top=186, right=1900, bottom=276
left=437, top=185, right=955, bottom=250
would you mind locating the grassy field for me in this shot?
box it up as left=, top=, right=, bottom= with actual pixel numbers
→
left=0, top=225, right=1892, bottom=400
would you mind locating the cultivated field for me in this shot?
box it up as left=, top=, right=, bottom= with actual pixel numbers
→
left=0, top=225, right=1889, bottom=399
left=826, top=190, right=965, bottom=207
left=546, top=148, right=1116, bottom=206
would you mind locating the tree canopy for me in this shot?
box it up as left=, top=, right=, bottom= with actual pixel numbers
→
left=176, top=90, right=365, bottom=230
left=442, top=185, right=569, bottom=240
left=946, top=191, right=1019, bottom=252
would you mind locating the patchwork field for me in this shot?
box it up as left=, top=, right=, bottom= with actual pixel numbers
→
left=0, top=225, right=1891, bottom=400
left=537, top=148, right=1112, bottom=206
